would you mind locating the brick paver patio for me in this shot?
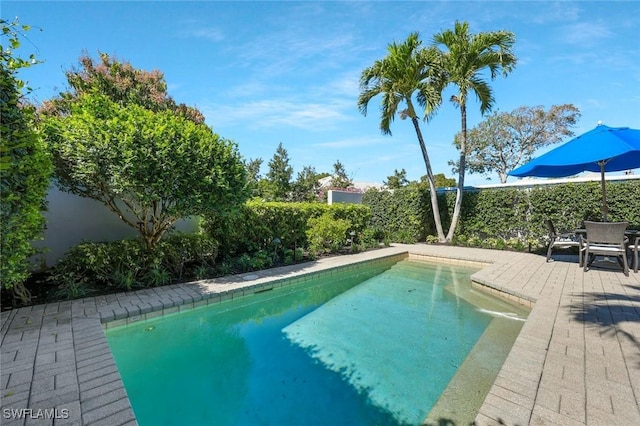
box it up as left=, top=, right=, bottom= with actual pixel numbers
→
left=1, top=244, right=639, bottom=425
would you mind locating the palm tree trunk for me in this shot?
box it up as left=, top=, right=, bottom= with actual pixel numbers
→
left=411, top=117, right=446, bottom=242
left=446, top=103, right=467, bottom=242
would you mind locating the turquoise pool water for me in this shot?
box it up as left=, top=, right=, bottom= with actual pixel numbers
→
left=106, top=258, right=527, bottom=425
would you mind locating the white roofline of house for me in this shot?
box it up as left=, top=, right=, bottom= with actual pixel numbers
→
left=472, top=172, right=640, bottom=190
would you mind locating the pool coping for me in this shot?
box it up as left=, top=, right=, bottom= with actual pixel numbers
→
left=1, top=244, right=639, bottom=425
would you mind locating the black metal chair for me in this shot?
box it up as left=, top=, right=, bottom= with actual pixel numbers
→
left=582, top=221, right=629, bottom=276
left=545, top=219, right=579, bottom=262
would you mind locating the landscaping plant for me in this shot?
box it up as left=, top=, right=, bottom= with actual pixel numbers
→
left=0, top=19, right=52, bottom=304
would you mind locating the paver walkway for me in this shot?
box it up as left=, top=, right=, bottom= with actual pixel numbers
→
left=1, top=245, right=639, bottom=425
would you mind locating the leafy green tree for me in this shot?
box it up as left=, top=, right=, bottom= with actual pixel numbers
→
left=330, top=160, right=353, bottom=189
left=265, top=142, right=293, bottom=201
left=433, top=21, right=516, bottom=241
left=1, top=19, right=52, bottom=304
left=419, top=173, right=456, bottom=188
left=292, top=165, right=321, bottom=202
left=40, top=52, right=205, bottom=124
left=358, top=33, right=448, bottom=240
left=449, top=104, right=581, bottom=183
left=385, top=168, right=409, bottom=189
left=245, top=157, right=263, bottom=198
left=435, top=173, right=456, bottom=188
left=42, top=93, right=247, bottom=250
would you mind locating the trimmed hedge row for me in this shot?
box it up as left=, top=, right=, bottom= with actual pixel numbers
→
left=361, top=185, right=432, bottom=243
left=201, top=201, right=372, bottom=258
left=363, top=180, right=640, bottom=249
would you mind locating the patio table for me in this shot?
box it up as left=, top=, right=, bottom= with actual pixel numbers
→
left=573, top=229, right=639, bottom=239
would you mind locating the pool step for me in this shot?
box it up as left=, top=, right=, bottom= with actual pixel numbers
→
left=443, top=282, right=529, bottom=318
left=423, top=312, right=524, bottom=425
left=388, top=261, right=528, bottom=318
left=387, top=261, right=459, bottom=284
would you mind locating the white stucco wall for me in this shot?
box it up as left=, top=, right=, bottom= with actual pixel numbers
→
left=31, top=186, right=198, bottom=268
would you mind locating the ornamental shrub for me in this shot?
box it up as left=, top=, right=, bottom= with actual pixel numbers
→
left=306, top=212, right=351, bottom=255
left=42, top=93, right=247, bottom=250
left=50, top=233, right=219, bottom=298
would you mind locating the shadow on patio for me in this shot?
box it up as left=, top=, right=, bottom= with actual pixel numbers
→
left=569, top=284, right=640, bottom=365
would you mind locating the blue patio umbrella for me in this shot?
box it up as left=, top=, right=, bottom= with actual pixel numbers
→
left=509, top=124, right=640, bottom=221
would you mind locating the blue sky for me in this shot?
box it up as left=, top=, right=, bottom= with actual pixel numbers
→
left=4, top=1, right=640, bottom=186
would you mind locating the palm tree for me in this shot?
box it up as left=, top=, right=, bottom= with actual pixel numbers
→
left=358, top=32, right=448, bottom=241
left=433, top=21, right=517, bottom=241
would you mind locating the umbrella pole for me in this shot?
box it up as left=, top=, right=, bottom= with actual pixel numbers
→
left=600, top=161, right=608, bottom=222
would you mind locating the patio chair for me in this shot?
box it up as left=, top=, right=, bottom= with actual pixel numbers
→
left=582, top=221, right=629, bottom=276
left=545, top=219, right=580, bottom=262
left=630, top=236, right=640, bottom=273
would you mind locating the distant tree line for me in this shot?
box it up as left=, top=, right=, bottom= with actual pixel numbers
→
left=384, top=168, right=456, bottom=189
left=246, top=142, right=354, bottom=202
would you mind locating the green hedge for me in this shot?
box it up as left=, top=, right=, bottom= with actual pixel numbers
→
left=363, top=180, right=640, bottom=250
left=361, top=185, right=432, bottom=243
left=202, top=201, right=372, bottom=258
left=456, top=188, right=530, bottom=240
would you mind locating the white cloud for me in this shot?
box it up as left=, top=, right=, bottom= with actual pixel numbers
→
left=177, top=19, right=226, bottom=42
left=312, top=136, right=389, bottom=149
left=202, top=98, right=353, bottom=131
left=223, top=81, right=272, bottom=98
left=320, top=72, right=361, bottom=98
left=585, top=98, right=606, bottom=109
left=189, top=27, right=225, bottom=42
left=560, top=21, right=613, bottom=45
left=529, top=2, right=581, bottom=25
left=200, top=67, right=363, bottom=133
left=232, top=31, right=358, bottom=78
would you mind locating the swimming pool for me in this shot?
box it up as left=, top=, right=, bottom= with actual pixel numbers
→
left=106, top=257, right=528, bottom=425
